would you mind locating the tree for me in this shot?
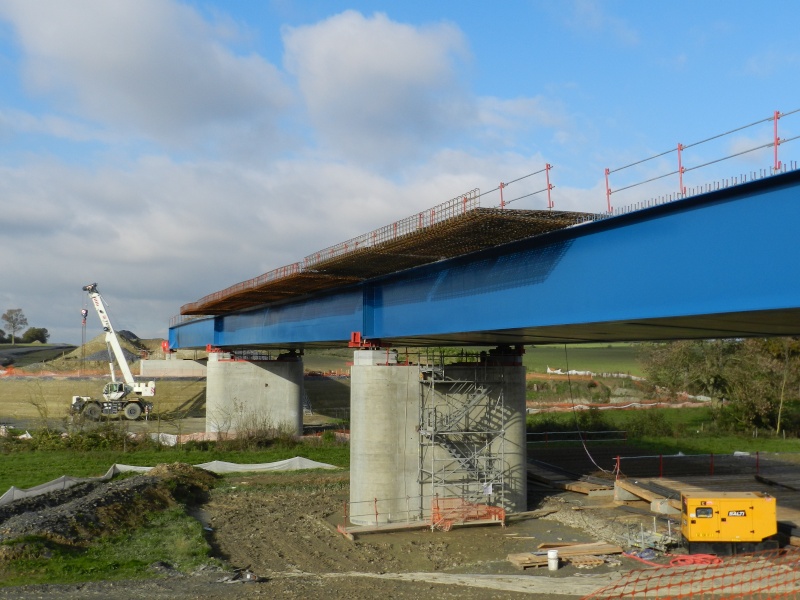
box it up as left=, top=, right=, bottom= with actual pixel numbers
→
left=1, top=309, right=27, bottom=344
left=21, top=327, right=50, bottom=344
left=640, top=338, right=800, bottom=433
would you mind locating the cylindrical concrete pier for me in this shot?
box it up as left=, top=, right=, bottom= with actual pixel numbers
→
left=349, top=349, right=527, bottom=526
left=349, top=351, right=420, bottom=525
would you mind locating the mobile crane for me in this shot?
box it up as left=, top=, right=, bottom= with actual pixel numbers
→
left=71, top=283, right=155, bottom=420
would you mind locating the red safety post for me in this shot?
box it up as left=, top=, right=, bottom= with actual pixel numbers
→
left=615, top=455, right=621, bottom=480
left=462, top=195, right=468, bottom=214
left=774, top=110, right=782, bottom=171
left=499, top=181, right=506, bottom=209
left=677, top=143, right=686, bottom=196
left=545, top=163, right=554, bottom=209
left=604, top=168, right=612, bottom=213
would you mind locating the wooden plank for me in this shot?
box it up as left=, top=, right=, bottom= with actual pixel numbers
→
left=508, top=542, right=623, bottom=563
left=615, top=478, right=663, bottom=503
left=527, top=464, right=612, bottom=496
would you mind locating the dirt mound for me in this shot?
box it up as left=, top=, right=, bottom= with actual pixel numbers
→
left=0, top=463, right=215, bottom=560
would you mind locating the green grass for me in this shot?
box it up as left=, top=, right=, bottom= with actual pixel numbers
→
left=0, top=443, right=350, bottom=493
left=527, top=406, right=800, bottom=455
left=523, top=343, right=643, bottom=376
left=0, top=507, right=215, bottom=587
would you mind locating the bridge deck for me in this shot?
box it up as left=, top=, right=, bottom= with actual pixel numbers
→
left=181, top=208, right=593, bottom=315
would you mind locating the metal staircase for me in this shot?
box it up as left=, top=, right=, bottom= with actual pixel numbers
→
left=418, top=363, right=506, bottom=505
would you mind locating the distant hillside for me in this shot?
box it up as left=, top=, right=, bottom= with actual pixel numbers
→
left=49, top=331, right=165, bottom=370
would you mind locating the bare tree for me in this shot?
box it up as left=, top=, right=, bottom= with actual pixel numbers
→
left=1, top=309, right=28, bottom=344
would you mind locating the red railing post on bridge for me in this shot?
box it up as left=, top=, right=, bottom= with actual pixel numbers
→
left=677, top=143, right=686, bottom=196
left=774, top=110, right=782, bottom=171
left=462, top=195, right=468, bottom=213
left=604, top=168, right=612, bottom=213
left=545, top=163, right=554, bottom=209
left=499, top=181, right=506, bottom=209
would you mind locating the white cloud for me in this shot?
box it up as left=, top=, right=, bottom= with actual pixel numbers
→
left=742, top=47, right=800, bottom=78
left=0, top=0, right=292, bottom=151
left=563, top=0, right=640, bottom=46
left=282, top=11, right=472, bottom=167
left=0, top=5, right=605, bottom=345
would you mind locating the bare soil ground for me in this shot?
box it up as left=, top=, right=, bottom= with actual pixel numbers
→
left=0, top=468, right=627, bottom=599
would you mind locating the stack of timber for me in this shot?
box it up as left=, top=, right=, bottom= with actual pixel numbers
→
left=527, top=461, right=613, bottom=496
left=507, top=541, right=623, bottom=570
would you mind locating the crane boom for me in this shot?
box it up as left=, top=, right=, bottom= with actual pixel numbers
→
left=84, top=283, right=136, bottom=385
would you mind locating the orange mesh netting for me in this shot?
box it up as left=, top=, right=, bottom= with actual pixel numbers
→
left=430, top=496, right=505, bottom=532
left=583, top=547, right=800, bottom=600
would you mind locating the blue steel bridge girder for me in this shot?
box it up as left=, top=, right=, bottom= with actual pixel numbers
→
left=169, top=170, right=800, bottom=350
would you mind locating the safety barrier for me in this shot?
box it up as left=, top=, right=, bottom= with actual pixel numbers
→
left=304, top=188, right=480, bottom=268
left=527, top=430, right=628, bottom=445
left=603, top=107, right=800, bottom=213
left=431, top=495, right=505, bottom=532
left=583, top=547, right=800, bottom=600
left=612, top=451, right=800, bottom=480
left=343, top=493, right=505, bottom=530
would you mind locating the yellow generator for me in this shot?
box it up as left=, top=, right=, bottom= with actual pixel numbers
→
left=681, top=491, right=779, bottom=554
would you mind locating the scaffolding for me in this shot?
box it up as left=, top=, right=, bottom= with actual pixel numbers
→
left=418, top=361, right=507, bottom=507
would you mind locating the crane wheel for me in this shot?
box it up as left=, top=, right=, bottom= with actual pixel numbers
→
left=123, top=402, right=143, bottom=420
left=82, top=403, right=102, bottom=421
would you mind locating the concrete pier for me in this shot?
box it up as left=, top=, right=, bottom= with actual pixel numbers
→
left=349, top=349, right=527, bottom=526
left=205, top=352, right=303, bottom=436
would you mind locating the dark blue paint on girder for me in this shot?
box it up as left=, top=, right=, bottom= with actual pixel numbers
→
left=170, top=169, right=800, bottom=349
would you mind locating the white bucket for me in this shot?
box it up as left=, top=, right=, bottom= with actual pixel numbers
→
left=547, top=549, right=559, bottom=571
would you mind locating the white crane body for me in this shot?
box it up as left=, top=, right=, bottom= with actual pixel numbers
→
left=71, top=283, right=155, bottom=420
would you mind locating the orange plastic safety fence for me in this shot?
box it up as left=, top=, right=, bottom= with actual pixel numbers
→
left=430, top=496, right=505, bottom=532
left=583, top=547, right=800, bottom=600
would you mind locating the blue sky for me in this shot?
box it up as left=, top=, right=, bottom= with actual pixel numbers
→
left=0, top=0, right=798, bottom=345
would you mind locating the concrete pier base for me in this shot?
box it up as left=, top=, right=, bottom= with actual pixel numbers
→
left=349, top=349, right=527, bottom=526
left=205, top=352, right=303, bottom=436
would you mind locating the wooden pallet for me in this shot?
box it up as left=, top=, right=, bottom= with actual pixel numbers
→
left=568, top=555, right=605, bottom=568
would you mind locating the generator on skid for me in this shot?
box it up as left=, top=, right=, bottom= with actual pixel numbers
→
left=681, top=491, right=779, bottom=554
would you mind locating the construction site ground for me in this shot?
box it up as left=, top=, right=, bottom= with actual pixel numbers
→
left=4, top=447, right=800, bottom=599
left=0, top=468, right=629, bottom=600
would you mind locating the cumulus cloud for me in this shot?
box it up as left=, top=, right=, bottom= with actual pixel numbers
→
left=282, top=11, right=472, bottom=166
left=0, top=4, right=593, bottom=343
left=0, top=0, right=292, bottom=150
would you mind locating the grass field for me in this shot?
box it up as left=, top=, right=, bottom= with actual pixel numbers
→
left=523, top=343, right=643, bottom=375
left=0, top=442, right=350, bottom=492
